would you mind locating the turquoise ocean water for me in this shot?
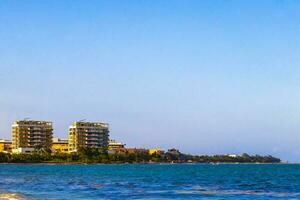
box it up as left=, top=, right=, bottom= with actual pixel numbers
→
left=0, top=164, right=300, bottom=199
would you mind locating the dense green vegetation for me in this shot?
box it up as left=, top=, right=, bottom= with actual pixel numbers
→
left=0, top=148, right=281, bottom=164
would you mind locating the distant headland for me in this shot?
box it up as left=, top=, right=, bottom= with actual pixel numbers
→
left=0, top=119, right=281, bottom=164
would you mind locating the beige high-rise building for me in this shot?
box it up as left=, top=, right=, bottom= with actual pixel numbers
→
left=68, top=121, right=109, bottom=152
left=12, top=120, right=53, bottom=152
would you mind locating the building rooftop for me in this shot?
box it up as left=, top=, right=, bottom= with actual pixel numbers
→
left=13, top=120, right=52, bottom=126
left=70, top=121, right=109, bottom=128
left=109, top=139, right=125, bottom=146
left=0, top=139, right=12, bottom=143
left=52, top=138, right=68, bottom=144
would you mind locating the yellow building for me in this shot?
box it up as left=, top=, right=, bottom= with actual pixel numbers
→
left=0, top=140, right=12, bottom=153
left=68, top=121, right=110, bottom=152
left=149, top=148, right=164, bottom=155
left=52, top=138, right=68, bottom=153
left=12, top=120, right=53, bottom=151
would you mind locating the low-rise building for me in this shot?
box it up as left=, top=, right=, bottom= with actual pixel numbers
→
left=0, top=140, right=12, bottom=153
left=126, top=148, right=149, bottom=154
left=226, top=154, right=239, bottom=158
left=68, top=121, right=110, bottom=152
left=108, top=139, right=126, bottom=154
left=52, top=138, right=69, bottom=153
left=149, top=148, right=164, bottom=155
left=12, top=147, right=35, bottom=154
left=108, top=139, right=125, bottom=150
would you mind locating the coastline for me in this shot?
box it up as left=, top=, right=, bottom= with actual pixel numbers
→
left=0, top=162, right=287, bottom=165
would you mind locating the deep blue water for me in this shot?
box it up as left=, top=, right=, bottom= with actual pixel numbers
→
left=0, top=164, right=300, bottom=199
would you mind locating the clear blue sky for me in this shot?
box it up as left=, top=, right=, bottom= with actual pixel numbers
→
left=1, top=1, right=300, bottom=161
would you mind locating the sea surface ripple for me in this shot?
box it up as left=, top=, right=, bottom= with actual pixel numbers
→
left=0, top=164, right=300, bottom=199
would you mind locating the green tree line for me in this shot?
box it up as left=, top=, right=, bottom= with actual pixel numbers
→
left=0, top=148, right=281, bottom=163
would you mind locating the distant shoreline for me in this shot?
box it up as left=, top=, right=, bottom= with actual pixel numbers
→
left=0, top=162, right=288, bottom=165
